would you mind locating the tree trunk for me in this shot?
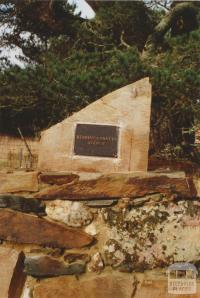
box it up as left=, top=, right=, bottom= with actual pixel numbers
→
left=143, top=2, right=198, bottom=56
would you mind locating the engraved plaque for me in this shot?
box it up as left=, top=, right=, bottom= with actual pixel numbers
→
left=74, top=124, right=119, bottom=158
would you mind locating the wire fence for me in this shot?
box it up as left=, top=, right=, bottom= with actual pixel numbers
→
left=1, top=130, right=200, bottom=172
left=0, top=134, right=39, bottom=171
left=195, top=130, right=200, bottom=145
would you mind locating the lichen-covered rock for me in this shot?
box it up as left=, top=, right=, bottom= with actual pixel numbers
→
left=104, top=239, right=125, bottom=268
left=88, top=252, right=104, bottom=273
left=46, top=200, right=93, bottom=227
left=102, top=199, right=200, bottom=270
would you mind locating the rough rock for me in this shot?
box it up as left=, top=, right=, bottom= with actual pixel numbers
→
left=21, top=286, right=32, bottom=298
left=24, top=255, right=86, bottom=277
left=104, top=240, right=126, bottom=268
left=117, top=262, right=135, bottom=273
left=46, top=200, right=93, bottom=227
left=64, top=253, right=90, bottom=264
left=33, top=272, right=137, bottom=298
left=0, top=209, right=93, bottom=248
left=35, top=171, right=195, bottom=200
left=39, top=172, right=79, bottom=185
left=21, top=277, right=35, bottom=298
left=103, top=199, right=200, bottom=269
left=0, top=171, right=38, bottom=193
left=85, top=199, right=117, bottom=207
left=130, top=194, right=162, bottom=207
left=88, top=252, right=104, bottom=273
left=29, top=248, right=63, bottom=258
left=84, top=222, right=98, bottom=236
left=0, top=195, right=45, bottom=214
left=0, top=247, right=26, bottom=298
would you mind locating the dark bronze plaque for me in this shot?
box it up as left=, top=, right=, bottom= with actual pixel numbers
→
left=74, top=123, right=119, bottom=158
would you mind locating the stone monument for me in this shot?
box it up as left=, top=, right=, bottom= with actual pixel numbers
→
left=38, top=77, right=152, bottom=172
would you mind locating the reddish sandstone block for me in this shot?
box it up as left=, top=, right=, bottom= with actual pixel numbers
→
left=0, top=247, right=26, bottom=298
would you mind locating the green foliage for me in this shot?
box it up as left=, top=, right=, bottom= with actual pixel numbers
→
left=93, top=1, right=155, bottom=50
left=0, top=1, right=81, bottom=61
left=0, top=48, right=144, bottom=135
left=148, top=28, right=200, bottom=150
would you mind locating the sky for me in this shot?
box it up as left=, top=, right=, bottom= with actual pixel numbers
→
left=71, top=0, right=95, bottom=18
left=0, top=0, right=95, bottom=66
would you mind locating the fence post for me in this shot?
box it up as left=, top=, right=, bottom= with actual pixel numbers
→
left=17, top=128, right=33, bottom=170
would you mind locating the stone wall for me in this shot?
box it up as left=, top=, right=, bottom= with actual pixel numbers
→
left=0, top=169, right=200, bottom=297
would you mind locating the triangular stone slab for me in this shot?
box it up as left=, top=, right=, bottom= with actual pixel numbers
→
left=38, top=78, right=151, bottom=172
